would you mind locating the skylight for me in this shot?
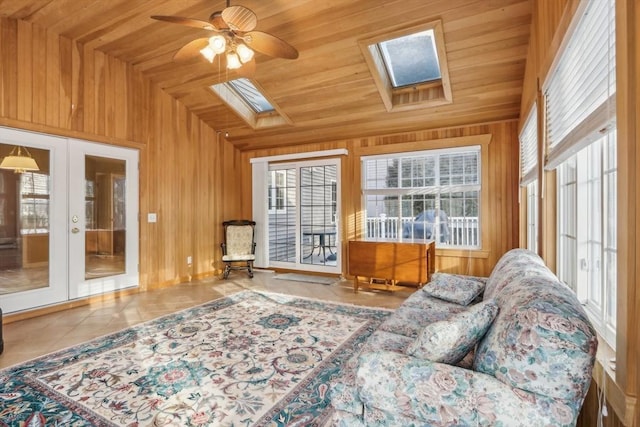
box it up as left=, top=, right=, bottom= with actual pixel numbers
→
left=378, top=29, right=441, bottom=88
left=226, top=78, right=275, bottom=113
left=209, top=78, right=291, bottom=130
left=359, top=20, right=453, bottom=112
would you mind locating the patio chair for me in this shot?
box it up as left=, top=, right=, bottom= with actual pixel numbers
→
left=221, top=220, right=256, bottom=279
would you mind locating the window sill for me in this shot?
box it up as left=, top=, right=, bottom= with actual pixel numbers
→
left=591, top=338, right=637, bottom=425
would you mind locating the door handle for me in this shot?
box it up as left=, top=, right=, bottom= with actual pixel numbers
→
left=71, top=227, right=80, bottom=234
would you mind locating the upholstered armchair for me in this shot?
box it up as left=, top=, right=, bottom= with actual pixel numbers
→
left=221, top=220, right=256, bottom=279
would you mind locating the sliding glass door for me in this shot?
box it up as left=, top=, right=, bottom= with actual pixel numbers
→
left=268, top=159, right=340, bottom=274
left=0, top=128, right=139, bottom=314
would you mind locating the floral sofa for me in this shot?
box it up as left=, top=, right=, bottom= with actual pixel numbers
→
left=329, top=248, right=598, bottom=426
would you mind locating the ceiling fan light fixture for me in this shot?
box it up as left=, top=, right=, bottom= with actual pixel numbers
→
left=209, top=35, right=227, bottom=54
left=200, top=46, right=216, bottom=63
left=226, top=51, right=242, bottom=69
left=236, top=43, right=254, bottom=63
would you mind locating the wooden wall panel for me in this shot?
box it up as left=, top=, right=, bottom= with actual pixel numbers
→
left=238, top=121, right=520, bottom=278
left=0, top=18, right=239, bottom=291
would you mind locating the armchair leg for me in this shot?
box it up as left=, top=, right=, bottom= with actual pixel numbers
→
left=223, top=264, right=231, bottom=279
left=248, top=261, right=254, bottom=278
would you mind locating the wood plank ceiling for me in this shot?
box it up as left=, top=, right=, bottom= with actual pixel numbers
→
left=0, top=0, right=532, bottom=151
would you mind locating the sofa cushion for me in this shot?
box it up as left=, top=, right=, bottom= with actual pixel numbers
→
left=378, top=302, right=466, bottom=338
left=474, top=276, right=598, bottom=401
left=345, top=330, right=413, bottom=371
left=406, top=299, right=499, bottom=364
left=402, top=290, right=469, bottom=312
left=423, top=273, right=486, bottom=305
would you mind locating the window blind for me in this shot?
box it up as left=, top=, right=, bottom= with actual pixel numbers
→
left=543, top=0, right=615, bottom=170
left=519, top=103, right=538, bottom=186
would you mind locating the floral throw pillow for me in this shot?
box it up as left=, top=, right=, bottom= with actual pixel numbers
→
left=423, top=273, right=486, bottom=306
left=406, top=299, right=499, bottom=364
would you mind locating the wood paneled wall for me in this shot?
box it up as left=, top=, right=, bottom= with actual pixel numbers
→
left=239, top=121, right=520, bottom=278
left=519, top=0, right=639, bottom=425
left=0, top=17, right=241, bottom=291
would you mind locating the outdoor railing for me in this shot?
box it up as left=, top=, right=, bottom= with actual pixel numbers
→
left=365, top=216, right=480, bottom=247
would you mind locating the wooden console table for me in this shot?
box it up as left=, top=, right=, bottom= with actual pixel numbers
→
left=348, top=239, right=435, bottom=292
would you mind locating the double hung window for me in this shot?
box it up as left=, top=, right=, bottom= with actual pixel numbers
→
left=543, top=0, right=616, bottom=347
left=519, top=104, right=538, bottom=253
left=362, top=146, right=481, bottom=248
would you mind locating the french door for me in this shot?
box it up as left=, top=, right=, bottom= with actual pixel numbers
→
left=267, top=158, right=340, bottom=274
left=67, top=139, right=139, bottom=299
left=0, top=128, right=138, bottom=314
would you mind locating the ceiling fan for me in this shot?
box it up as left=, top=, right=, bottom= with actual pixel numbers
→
left=151, top=1, right=298, bottom=76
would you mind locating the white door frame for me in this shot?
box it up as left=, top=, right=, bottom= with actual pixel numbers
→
left=267, top=158, right=341, bottom=274
left=0, top=127, right=68, bottom=313
left=68, top=139, right=139, bottom=299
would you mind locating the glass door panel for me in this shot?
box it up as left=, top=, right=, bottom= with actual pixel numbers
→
left=300, top=164, right=338, bottom=267
left=268, top=168, right=297, bottom=264
left=0, top=147, right=51, bottom=295
left=84, top=157, right=126, bottom=280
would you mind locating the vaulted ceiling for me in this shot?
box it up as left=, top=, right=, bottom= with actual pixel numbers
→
left=0, top=0, right=532, bottom=150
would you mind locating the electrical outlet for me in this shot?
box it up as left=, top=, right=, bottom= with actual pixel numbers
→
left=187, top=256, right=192, bottom=265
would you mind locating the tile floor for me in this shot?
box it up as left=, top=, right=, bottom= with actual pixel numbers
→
left=0, top=270, right=414, bottom=369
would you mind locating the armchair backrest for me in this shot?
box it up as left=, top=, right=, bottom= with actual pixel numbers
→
left=223, top=220, right=256, bottom=257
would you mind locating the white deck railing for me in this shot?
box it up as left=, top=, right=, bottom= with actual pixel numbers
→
left=365, top=216, right=480, bottom=247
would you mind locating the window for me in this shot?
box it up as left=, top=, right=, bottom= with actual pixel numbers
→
left=545, top=0, right=616, bottom=347
left=85, top=179, right=96, bottom=230
left=210, top=78, right=292, bottom=129
left=359, top=20, right=452, bottom=111
left=330, top=180, right=337, bottom=224
left=526, top=180, right=538, bottom=253
left=20, top=172, right=49, bottom=234
left=519, top=103, right=538, bottom=252
left=268, top=170, right=287, bottom=214
left=362, top=146, right=481, bottom=248
left=557, top=134, right=617, bottom=347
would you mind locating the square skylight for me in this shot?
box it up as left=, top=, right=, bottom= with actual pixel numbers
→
left=227, top=78, right=275, bottom=113
left=378, top=29, right=441, bottom=88
left=359, top=20, right=452, bottom=112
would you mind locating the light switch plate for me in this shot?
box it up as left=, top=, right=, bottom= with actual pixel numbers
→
left=148, top=213, right=157, bottom=223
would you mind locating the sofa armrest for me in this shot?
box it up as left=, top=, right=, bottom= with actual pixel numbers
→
left=356, top=351, right=580, bottom=426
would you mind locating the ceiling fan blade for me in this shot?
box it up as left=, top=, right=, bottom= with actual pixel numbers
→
left=173, top=38, right=210, bottom=62
left=221, top=5, right=257, bottom=32
left=151, top=15, right=217, bottom=31
left=244, top=31, right=299, bottom=59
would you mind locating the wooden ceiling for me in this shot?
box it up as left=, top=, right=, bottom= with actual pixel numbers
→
left=0, top=0, right=532, bottom=151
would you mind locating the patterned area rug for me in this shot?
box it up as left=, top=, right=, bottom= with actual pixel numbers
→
left=0, top=291, right=392, bottom=426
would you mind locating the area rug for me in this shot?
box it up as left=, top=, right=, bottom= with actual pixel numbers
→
left=273, top=273, right=337, bottom=286
left=0, top=291, right=392, bottom=426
